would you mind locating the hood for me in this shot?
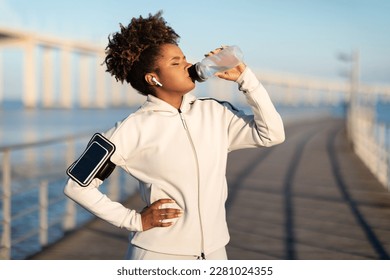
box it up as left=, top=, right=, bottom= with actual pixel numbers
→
left=139, top=93, right=197, bottom=114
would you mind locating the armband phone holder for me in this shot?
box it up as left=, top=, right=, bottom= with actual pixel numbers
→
left=66, top=133, right=116, bottom=187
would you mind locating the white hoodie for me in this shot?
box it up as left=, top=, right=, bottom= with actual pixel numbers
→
left=64, top=67, right=285, bottom=257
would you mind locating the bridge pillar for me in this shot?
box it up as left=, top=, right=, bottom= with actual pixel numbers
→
left=0, top=51, right=2, bottom=105
left=95, top=55, right=106, bottom=108
left=42, top=47, right=54, bottom=108
left=111, top=76, right=122, bottom=107
left=23, top=41, right=37, bottom=108
left=79, top=54, right=90, bottom=108
left=59, top=47, right=72, bottom=108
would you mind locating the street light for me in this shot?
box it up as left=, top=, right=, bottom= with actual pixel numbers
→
left=336, top=50, right=360, bottom=142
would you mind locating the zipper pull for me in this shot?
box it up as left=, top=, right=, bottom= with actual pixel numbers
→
left=178, top=109, right=188, bottom=130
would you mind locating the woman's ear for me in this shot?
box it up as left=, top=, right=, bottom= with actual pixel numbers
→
left=145, top=73, right=163, bottom=87
left=145, top=74, right=155, bottom=86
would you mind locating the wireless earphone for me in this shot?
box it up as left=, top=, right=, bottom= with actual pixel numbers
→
left=151, top=77, right=163, bottom=87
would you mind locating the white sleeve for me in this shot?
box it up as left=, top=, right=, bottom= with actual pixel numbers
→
left=63, top=178, right=143, bottom=231
left=63, top=127, right=143, bottom=232
left=228, top=67, right=285, bottom=150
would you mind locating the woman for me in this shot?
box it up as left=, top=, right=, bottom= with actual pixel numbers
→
left=64, top=11, right=285, bottom=260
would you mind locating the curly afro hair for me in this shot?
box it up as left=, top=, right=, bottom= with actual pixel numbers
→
left=104, top=11, right=180, bottom=96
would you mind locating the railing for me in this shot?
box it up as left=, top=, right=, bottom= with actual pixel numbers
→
left=243, top=70, right=390, bottom=191
left=249, top=70, right=390, bottom=191
left=346, top=85, right=390, bottom=191
left=0, top=132, right=137, bottom=260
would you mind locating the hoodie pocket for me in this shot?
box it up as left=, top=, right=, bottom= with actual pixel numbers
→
left=139, top=182, right=182, bottom=209
left=150, top=184, right=181, bottom=208
left=149, top=183, right=182, bottom=224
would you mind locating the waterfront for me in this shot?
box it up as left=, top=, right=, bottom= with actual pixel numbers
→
left=2, top=100, right=390, bottom=259
left=0, top=103, right=342, bottom=259
left=29, top=117, right=390, bottom=260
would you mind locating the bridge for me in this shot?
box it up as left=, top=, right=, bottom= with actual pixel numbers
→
left=1, top=26, right=390, bottom=109
left=0, top=26, right=357, bottom=109
left=0, top=26, right=145, bottom=108
left=0, top=28, right=390, bottom=108
left=1, top=27, right=390, bottom=260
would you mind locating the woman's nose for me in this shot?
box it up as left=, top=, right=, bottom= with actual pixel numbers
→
left=185, top=62, right=193, bottom=70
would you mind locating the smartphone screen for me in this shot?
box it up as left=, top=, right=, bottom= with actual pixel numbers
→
left=68, top=141, right=109, bottom=185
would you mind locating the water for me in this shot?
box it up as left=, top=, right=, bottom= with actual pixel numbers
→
left=376, top=100, right=390, bottom=123
left=0, top=105, right=139, bottom=146
left=197, top=46, right=243, bottom=79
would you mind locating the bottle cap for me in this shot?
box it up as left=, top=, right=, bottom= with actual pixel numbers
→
left=188, top=64, right=206, bottom=83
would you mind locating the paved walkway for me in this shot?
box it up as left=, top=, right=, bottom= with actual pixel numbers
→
left=29, top=117, right=390, bottom=260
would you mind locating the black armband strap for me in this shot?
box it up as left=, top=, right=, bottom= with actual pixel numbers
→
left=66, top=133, right=116, bottom=187
left=95, top=159, right=116, bottom=181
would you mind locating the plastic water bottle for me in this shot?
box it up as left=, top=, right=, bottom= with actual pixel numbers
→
left=188, top=45, right=244, bottom=82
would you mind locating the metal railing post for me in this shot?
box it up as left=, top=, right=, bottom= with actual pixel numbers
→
left=63, top=199, right=77, bottom=231
left=39, top=180, right=49, bottom=246
left=1, top=150, right=12, bottom=260
left=385, top=130, right=389, bottom=192
left=63, top=138, right=77, bottom=231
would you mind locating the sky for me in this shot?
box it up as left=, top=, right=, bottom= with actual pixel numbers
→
left=0, top=0, right=390, bottom=90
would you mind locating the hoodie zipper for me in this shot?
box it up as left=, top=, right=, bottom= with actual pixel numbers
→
left=178, top=109, right=205, bottom=259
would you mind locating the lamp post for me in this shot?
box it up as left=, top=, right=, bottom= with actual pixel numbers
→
left=337, top=50, right=360, bottom=142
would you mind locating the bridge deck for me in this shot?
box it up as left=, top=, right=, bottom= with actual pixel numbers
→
left=29, top=117, right=390, bottom=260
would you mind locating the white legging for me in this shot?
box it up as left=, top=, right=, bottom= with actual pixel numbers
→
left=125, top=245, right=227, bottom=260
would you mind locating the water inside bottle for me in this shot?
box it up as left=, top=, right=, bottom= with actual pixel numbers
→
left=205, top=52, right=242, bottom=69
